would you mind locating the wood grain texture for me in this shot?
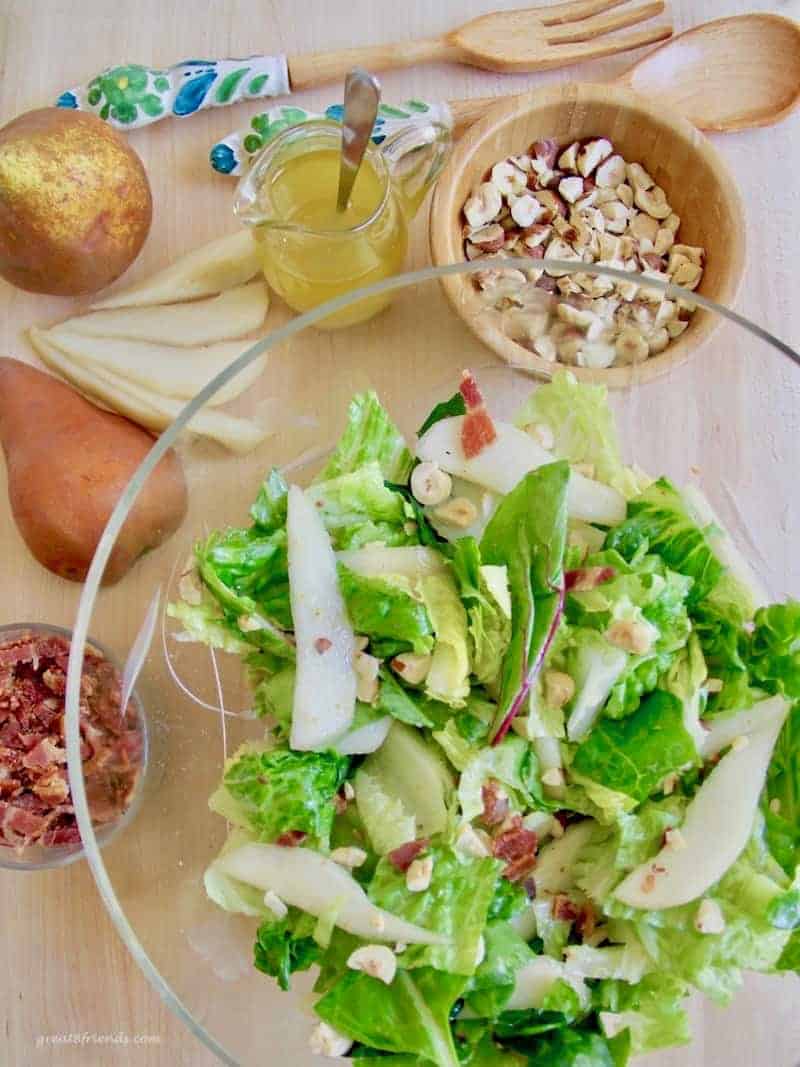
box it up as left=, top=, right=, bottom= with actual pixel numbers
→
left=430, top=81, right=746, bottom=385
left=0, top=1, right=799, bottom=1066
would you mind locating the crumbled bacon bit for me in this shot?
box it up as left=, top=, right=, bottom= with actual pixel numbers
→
left=276, top=830, right=307, bottom=847
left=523, top=876, right=537, bottom=900
left=459, top=369, right=497, bottom=459
left=0, top=631, right=143, bottom=854
left=492, top=815, right=538, bottom=882
left=314, top=637, right=333, bottom=654
left=480, top=780, right=510, bottom=827
left=565, top=566, right=616, bottom=592
left=552, top=893, right=579, bottom=922
left=387, top=838, right=429, bottom=873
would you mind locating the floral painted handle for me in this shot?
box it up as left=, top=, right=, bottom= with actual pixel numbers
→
left=56, top=56, right=290, bottom=129
left=209, top=99, right=453, bottom=176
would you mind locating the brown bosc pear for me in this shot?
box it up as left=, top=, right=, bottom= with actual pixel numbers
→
left=0, top=358, right=187, bottom=584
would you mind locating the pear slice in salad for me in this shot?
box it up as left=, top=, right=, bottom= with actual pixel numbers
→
left=415, top=416, right=625, bottom=526
left=288, top=486, right=357, bottom=751
left=218, top=843, right=448, bottom=945
left=334, top=715, right=392, bottom=755
left=337, top=545, right=448, bottom=580
left=614, top=701, right=789, bottom=910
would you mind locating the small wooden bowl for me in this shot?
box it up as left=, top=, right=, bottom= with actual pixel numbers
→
left=429, top=83, right=746, bottom=387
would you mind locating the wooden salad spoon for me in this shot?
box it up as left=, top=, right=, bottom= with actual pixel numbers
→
left=448, top=13, right=800, bottom=135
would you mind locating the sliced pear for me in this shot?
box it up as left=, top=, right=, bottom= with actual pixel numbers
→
left=91, top=230, right=261, bottom=309
left=43, top=325, right=266, bottom=406
left=535, top=820, right=597, bottom=895
left=29, top=328, right=266, bottom=454
left=288, top=486, right=357, bottom=751
left=416, top=416, right=625, bottom=526
left=62, top=282, right=269, bottom=347
left=700, top=695, right=788, bottom=760
left=361, top=721, right=454, bottom=841
left=334, top=715, right=392, bottom=755
left=217, top=843, right=447, bottom=945
left=337, top=545, right=448, bottom=580
left=614, top=704, right=789, bottom=910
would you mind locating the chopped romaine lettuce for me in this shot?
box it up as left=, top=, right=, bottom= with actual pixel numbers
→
left=514, top=370, right=639, bottom=498
left=210, top=744, right=349, bottom=848
left=594, top=974, right=690, bottom=1055
left=369, top=845, right=501, bottom=975
left=250, top=467, right=289, bottom=532
left=421, top=572, right=471, bottom=707
left=338, top=565, right=435, bottom=657
left=571, top=690, right=698, bottom=803
left=306, top=462, right=416, bottom=550
left=254, top=909, right=321, bottom=991
left=315, top=968, right=466, bottom=1067
left=318, top=390, right=413, bottom=483
left=451, top=538, right=511, bottom=687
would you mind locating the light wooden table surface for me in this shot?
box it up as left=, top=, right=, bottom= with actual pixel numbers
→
left=1, top=1, right=799, bottom=1065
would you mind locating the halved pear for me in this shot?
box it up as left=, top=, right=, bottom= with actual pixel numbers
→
left=62, top=282, right=269, bottom=347
left=288, top=486, right=357, bottom=752
left=91, top=230, right=261, bottom=309
left=42, top=325, right=266, bottom=406
left=614, top=703, right=789, bottom=910
left=416, top=416, right=625, bottom=526
left=217, top=843, right=447, bottom=945
left=29, top=328, right=266, bottom=454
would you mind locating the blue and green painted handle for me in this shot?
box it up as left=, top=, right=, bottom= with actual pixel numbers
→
left=57, top=55, right=291, bottom=128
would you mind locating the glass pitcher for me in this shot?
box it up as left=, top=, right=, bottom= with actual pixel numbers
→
left=234, top=118, right=451, bottom=328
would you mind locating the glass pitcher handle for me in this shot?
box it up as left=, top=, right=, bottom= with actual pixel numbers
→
left=380, top=116, right=453, bottom=221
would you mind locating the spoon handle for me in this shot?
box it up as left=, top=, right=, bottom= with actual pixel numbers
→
left=337, top=69, right=381, bottom=213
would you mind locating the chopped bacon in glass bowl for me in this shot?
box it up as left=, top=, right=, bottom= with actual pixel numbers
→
left=0, top=625, right=145, bottom=869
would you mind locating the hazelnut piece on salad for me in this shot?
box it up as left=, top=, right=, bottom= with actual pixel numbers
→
left=347, top=945, right=397, bottom=985
left=543, top=670, right=575, bottom=709
left=391, top=652, right=432, bottom=686
left=432, top=497, right=478, bottom=528
left=605, top=619, right=656, bottom=655
left=406, top=855, right=434, bottom=893
left=310, top=1022, right=353, bottom=1058
left=410, top=462, right=451, bottom=507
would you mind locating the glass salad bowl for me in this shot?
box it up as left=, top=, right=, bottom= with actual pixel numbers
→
left=63, top=261, right=800, bottom=1066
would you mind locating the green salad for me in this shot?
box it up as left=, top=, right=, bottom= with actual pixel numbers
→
left=170, top=371, right=800, bottom=1066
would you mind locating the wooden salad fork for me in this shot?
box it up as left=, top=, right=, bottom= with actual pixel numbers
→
left=288, top=0, right=672, bottom=87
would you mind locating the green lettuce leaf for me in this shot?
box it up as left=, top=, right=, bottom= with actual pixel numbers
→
left=465, top=921, right=536, bottom=1018
left=504, top=1025, right=629, bottom=1067
left=210, top=744, right=349, bottom=848
left=307, top=463, right=416, bottom=550
left=765, top=700, right=800, bottom=876
left=315, top=968, right=466, bottom=1067
left=368, top=846, right=501, bottom=975
left=451, top=538, right=512, bottom=687
left=318, top=390, right=413, bottom=483
left=376, top=668, right=436, bottom=728
left=254, top=909, right=321, bottom=991
left=594, top=974, right=690, bottom=1055
left=421, top=573, right=472, bottom=707
left=252, top=664, right=295, bottom=729
left=417, top=391, right=465, bottom=438
left=250, top=467, right=288, bottom=532
left=167, top=598, right=254, bottom=656
left=748, top=601, right=800, bottom=700
left=196, top=526, right=293, bottom=632
left=571, top=690, right=697, bottom=803
left=514, top=370, right=639, bottom=498
left=480, top=462, right=570, bottom=741
left=338, top=565, right=435, bottom=657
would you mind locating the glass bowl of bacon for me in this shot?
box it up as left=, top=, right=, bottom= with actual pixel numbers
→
left=0, top=623, right=146, bottom=870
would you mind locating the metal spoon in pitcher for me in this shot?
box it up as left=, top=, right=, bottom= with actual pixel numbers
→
left=336, top=68, right=381, bottom=213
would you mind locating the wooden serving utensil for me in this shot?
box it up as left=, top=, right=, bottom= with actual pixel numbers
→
left=58, top=1, right=672, bottom=131
left=288, top=0, right=672, bottom=87
left=447, top=13, right=800, bottom=136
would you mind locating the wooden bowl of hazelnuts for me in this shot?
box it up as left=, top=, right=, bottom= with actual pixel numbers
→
left=429, top=82, right=746, bottom=387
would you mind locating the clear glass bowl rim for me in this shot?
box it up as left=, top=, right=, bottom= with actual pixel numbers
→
left=62, top=257, right=800, bottom=1065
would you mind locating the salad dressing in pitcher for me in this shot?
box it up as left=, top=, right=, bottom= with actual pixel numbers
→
left=234, top=119, right=450, bottom=327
